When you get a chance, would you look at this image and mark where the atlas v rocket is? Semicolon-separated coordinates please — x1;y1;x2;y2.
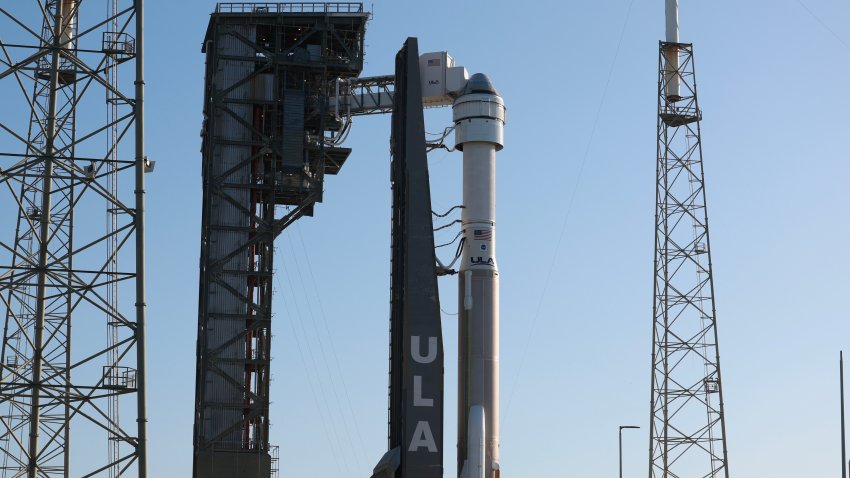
370;39;505;478
454;74;505;478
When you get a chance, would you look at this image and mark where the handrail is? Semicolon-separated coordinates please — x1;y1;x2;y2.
216;2;364;14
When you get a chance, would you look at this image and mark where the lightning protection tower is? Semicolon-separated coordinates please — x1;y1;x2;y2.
0;1;148;477
648;2;730;478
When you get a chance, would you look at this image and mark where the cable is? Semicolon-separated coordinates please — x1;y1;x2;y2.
435;230;463;249
294;227;372;468
285;232;365;472
502;0;637;427
326;116;353;146
793;0;850;51
454;236;465;263
432;205;464;218
440;307;458;316
427;143;455;153
433;219;461;232
426;125;457;152
275;262;347;476
426;125;455;139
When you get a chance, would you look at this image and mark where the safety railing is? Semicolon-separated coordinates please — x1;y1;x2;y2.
102;32;136;56
216;2;363;14
103;366;137;390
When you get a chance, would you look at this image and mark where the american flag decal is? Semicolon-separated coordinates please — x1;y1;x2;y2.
473;229;492;241
427;58;441;67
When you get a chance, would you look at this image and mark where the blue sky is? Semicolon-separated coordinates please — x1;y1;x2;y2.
6;0;848;476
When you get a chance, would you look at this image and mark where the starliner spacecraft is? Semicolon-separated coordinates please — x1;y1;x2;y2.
370;39;506;478
454;72;505;478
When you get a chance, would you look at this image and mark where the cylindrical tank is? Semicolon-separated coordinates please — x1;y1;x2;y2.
60;0;76;48
664;0;681;101
453;73;505;478
51;0;77;85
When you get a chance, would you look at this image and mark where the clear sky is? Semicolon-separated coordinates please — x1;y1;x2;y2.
7;0;850;476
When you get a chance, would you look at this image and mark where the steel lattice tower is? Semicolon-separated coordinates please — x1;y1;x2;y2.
648;41;730;478
193;4;367;476
0;1;148;477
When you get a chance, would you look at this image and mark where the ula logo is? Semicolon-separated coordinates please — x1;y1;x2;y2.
409;336;438;453
470;257;495;266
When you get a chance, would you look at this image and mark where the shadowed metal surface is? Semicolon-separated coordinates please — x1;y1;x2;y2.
194;4;367;476
380;37;444;478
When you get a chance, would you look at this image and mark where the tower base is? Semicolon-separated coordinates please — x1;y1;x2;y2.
194;451;271;478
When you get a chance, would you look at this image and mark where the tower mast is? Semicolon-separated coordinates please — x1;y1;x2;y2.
648;2;730;477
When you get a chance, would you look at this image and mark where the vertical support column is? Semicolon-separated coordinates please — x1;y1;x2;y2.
134;1;148;477
27;2;66;475
375;37;444;478
394;37;444;478
0;1;143;476
842;351;846;478
453;74;505;478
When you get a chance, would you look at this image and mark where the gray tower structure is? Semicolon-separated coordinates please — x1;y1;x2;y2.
0;1;148;477
193;4;368;476
648;41;730;478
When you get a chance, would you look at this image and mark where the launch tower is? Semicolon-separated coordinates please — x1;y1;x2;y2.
193;3;368;476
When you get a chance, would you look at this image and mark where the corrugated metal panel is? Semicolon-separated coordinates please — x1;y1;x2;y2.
280;88;304;170
251;73;275;102
203;23;255;447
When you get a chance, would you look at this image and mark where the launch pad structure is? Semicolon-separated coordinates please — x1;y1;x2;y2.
0;1;507;476
193;3;368;476
194;3;507;477
0;1;744;478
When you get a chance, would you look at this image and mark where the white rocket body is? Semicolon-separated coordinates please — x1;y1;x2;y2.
664;0;681;101
453;74;505;478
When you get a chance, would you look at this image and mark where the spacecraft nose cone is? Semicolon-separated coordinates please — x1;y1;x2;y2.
461;73;500;97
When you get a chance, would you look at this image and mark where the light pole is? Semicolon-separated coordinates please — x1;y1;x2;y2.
841;351;846;478
619;425;640;478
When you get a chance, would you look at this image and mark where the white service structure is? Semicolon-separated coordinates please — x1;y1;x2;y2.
419;51;470;107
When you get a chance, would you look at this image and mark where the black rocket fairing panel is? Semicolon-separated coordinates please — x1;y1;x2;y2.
384;37;444;478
